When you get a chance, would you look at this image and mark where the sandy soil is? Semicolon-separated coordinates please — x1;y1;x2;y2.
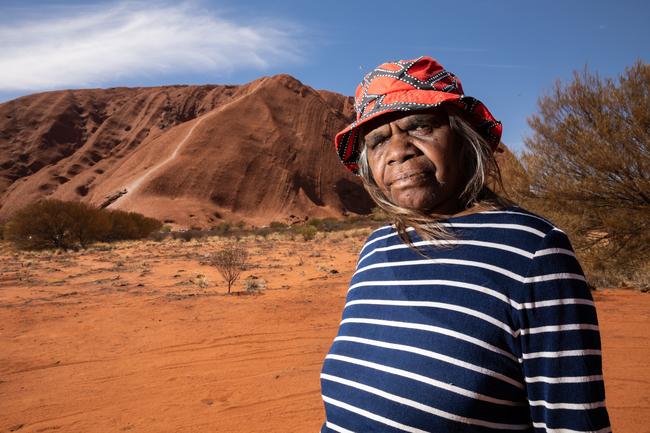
0;231;648;433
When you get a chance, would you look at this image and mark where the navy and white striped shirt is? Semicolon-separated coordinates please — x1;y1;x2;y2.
320;207;611;433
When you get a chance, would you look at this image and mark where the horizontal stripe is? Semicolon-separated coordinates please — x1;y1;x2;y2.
344;299;517;337
325;421;354;433
528;399;607;410
525;273;586;284
518;298;594;309
534;247;576;258
520;349;601;360
358;239;534;265
355;258;527;282
340;317;517;360
356;258;586;285
360;227;416;254
335;336;524;389
347;279;594;312
532;422;611;433
481;210;554;227
359;220;547;255
525;374;603;384
344;306;598;343
326;354;524;406
321;374;530;430
519;324;599;336
348;278;515;306
322;395;429;433
441;222;546;237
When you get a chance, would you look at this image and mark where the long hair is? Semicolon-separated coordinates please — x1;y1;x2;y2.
357;105;512;246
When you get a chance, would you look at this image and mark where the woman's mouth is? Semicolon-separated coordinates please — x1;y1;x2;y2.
388;170;432;187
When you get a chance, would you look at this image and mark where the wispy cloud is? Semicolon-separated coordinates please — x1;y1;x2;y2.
0;1;303;92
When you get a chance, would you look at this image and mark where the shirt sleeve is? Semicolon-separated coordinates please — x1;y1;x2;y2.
517;228;611;433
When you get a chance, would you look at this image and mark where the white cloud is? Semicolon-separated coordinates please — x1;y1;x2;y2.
0;1;303;92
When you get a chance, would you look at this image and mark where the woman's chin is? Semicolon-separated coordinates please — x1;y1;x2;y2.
390;189;460;215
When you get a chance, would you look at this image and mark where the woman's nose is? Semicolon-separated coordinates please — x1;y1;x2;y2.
386;124;417;165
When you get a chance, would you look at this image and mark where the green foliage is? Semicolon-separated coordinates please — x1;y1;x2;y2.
210;221;232;236
173;229;205;242
269;221;288;230
4;199;161;250
369;207;389;222
307;217;343;232
294;224;317;241
103;210;162;241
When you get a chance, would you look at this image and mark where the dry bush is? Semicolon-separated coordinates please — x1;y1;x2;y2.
243;275;266;293
210;244;249;293
521;60;650;287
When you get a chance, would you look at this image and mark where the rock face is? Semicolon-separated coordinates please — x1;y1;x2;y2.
0;75;374;227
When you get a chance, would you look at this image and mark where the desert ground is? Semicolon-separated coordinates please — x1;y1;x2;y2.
0;230;648;433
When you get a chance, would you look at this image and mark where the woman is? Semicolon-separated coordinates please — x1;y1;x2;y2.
319;57;611;433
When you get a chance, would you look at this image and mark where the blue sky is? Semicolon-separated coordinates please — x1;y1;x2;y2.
1;0;649;153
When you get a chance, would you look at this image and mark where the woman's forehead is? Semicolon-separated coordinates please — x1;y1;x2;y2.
360;108;447;136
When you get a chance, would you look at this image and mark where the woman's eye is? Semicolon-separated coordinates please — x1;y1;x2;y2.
367;137;387;149
410;123;433;134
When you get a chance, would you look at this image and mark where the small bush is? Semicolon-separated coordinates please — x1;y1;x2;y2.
294;225;317;241
173;229;205;242
310;217;343;232
243;275;266;293
210;244;249;293
253;226;274;239
369;207;389;222
149;231;169;242
269;221;288;230
211;221;232;236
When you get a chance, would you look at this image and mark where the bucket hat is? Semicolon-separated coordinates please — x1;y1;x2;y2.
335;56;502;174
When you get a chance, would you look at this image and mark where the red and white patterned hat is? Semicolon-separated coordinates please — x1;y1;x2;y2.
335;56;502;174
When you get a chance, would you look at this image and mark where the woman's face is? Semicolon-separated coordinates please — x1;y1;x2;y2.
362;109;466;214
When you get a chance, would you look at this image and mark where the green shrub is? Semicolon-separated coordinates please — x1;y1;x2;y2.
104;210;161;241
210;221;232;236
269;221;288;230
5;199;77;249
4;199;161;250
295;225;317;241
369;207;389;222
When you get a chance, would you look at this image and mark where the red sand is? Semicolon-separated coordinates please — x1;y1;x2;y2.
0;233;648;433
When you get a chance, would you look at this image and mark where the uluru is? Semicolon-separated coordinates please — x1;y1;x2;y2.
0;74;372;227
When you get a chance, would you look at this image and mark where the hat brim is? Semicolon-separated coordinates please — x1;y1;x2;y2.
335;92;502;174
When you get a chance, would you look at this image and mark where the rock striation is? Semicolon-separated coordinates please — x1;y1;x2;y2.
0;75;373;227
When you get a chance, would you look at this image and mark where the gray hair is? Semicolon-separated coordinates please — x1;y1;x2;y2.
357;105;511;245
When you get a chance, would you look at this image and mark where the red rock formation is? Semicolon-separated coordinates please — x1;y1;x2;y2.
0;76;373;227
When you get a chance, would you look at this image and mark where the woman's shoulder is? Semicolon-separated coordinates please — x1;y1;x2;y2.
357;205;566;254
447;205;560;235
